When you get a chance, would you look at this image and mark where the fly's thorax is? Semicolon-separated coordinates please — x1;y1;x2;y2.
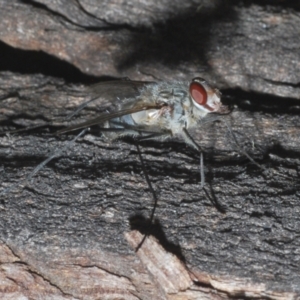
139;81;188;104
131;81;188;131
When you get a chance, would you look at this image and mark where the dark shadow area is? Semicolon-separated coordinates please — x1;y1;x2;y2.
117;2;237;71
116;0;300;72
0;41;99;84
266;143;300;162
222;88;300;114
238;0;300;11
129;215;186;263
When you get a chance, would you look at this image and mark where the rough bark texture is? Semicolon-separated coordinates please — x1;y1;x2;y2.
0;1;300;299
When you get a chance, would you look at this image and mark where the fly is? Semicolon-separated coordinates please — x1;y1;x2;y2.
1;77;229;195
58;78;228;153
55;77;229;187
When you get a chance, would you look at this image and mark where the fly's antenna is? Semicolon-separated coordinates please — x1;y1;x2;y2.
1;129;87;196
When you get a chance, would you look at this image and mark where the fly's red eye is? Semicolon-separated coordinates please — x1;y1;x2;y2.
189;81;207;106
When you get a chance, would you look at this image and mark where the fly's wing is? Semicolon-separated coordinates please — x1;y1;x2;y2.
0;79;155;135
62;80;150;121
56;79;163;134
56;104;163;134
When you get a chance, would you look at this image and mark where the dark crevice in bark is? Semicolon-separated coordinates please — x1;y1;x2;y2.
222;89;300;114
234;0;300;11
0;41;98;83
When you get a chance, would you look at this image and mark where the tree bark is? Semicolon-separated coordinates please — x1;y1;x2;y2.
0;1;299;299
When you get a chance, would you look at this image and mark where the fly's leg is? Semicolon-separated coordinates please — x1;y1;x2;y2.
102;120;172;142
139;132;172;142
181;128;205;188
138;126;206;188
102;128;162;141
134;143;159;252
223;121;290;181
223;121;263;170
28;129;87;180
0;129;87;196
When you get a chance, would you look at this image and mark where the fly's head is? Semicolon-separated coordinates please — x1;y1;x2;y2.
189;77;228;117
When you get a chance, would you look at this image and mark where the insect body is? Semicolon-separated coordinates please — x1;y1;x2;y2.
58;77;228;152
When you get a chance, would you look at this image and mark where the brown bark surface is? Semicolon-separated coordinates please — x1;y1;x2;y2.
0;1;300;299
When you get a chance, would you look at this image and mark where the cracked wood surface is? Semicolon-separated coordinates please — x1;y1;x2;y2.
0;1;300;299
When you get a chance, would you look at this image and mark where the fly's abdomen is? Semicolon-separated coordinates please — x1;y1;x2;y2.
108;114;136;129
